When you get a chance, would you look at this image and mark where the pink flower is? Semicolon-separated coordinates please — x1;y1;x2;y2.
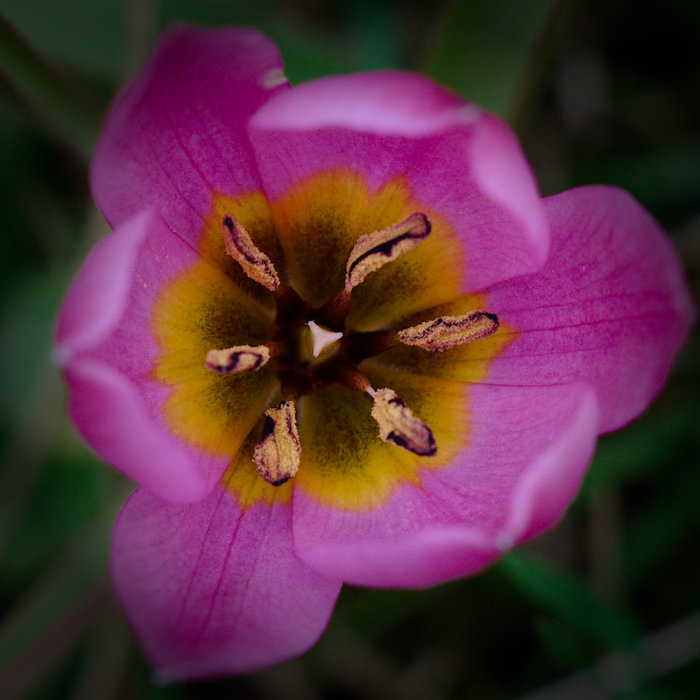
54;25;693;680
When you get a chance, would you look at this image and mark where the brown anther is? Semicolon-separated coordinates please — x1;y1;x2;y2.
370;388;437;456
398;312;499;352
345;212;431;289
222;215;280;291
253;401;301;486
205;344;271;374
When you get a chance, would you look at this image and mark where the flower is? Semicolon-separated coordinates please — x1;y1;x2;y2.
54;24;694;680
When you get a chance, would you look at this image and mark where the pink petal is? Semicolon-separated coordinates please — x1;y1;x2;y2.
293;382;598;589
112;486;341;680
91;24;288;242
55;210;269;502
54;209;153;360
248;71;549;292
483;186;695;433
63;359;225;502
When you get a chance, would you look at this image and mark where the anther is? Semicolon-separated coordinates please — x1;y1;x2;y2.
370;387;437;456
345;212;431;289
398;312;499;352
222;215;280;291
253;401;301;486
205;344;271;374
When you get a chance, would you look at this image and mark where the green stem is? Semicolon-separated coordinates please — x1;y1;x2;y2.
0;16;102;162
507;0;576;135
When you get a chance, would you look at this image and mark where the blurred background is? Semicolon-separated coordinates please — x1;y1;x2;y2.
0;0;698;697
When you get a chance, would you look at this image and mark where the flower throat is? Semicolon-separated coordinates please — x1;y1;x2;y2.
205;212;499;486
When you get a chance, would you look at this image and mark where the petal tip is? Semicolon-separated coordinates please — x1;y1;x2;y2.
260;67;289;90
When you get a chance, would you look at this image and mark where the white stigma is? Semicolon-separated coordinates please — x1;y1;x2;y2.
307;320;343;359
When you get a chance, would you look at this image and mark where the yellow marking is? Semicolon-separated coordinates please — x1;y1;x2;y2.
223;425;293;508
295;366;469;510
150;255;275;457
269;168;466;327
148;178;511;512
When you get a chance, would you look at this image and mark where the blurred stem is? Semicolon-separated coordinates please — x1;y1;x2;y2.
69;601;130;700
507;0;576;134
0;363;64;558
421;0;570;123
0;583;110;700
587;487;625;604
522;612;700;700
0;488;128;699
123;0;156;80
0;16;101;163
497;550;641;650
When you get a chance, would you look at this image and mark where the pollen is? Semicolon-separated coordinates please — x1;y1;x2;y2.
205;344;271;374
371;387;437;456
398;312;499;352
345;212;431;289
253;401;301;486
222;214;280;291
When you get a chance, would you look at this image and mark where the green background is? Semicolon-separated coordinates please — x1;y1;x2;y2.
0;0;698;697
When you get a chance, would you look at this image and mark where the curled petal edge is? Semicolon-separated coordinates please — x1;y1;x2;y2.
64;358;228;503
54;208;154;362
249;70;550;289
294;384;599;589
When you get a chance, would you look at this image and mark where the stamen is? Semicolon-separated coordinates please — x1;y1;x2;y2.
222;215;280;291
345;212;431;289
205;344;271;374
333;362;374;394
398;312;499;352
253;401;301;486
371;388;437;456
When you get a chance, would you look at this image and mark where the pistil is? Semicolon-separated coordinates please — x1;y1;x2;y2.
302;321;343;362
208;210;466;486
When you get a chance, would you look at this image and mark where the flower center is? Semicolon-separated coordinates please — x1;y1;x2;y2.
207;212;500;486
303;321;343;362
